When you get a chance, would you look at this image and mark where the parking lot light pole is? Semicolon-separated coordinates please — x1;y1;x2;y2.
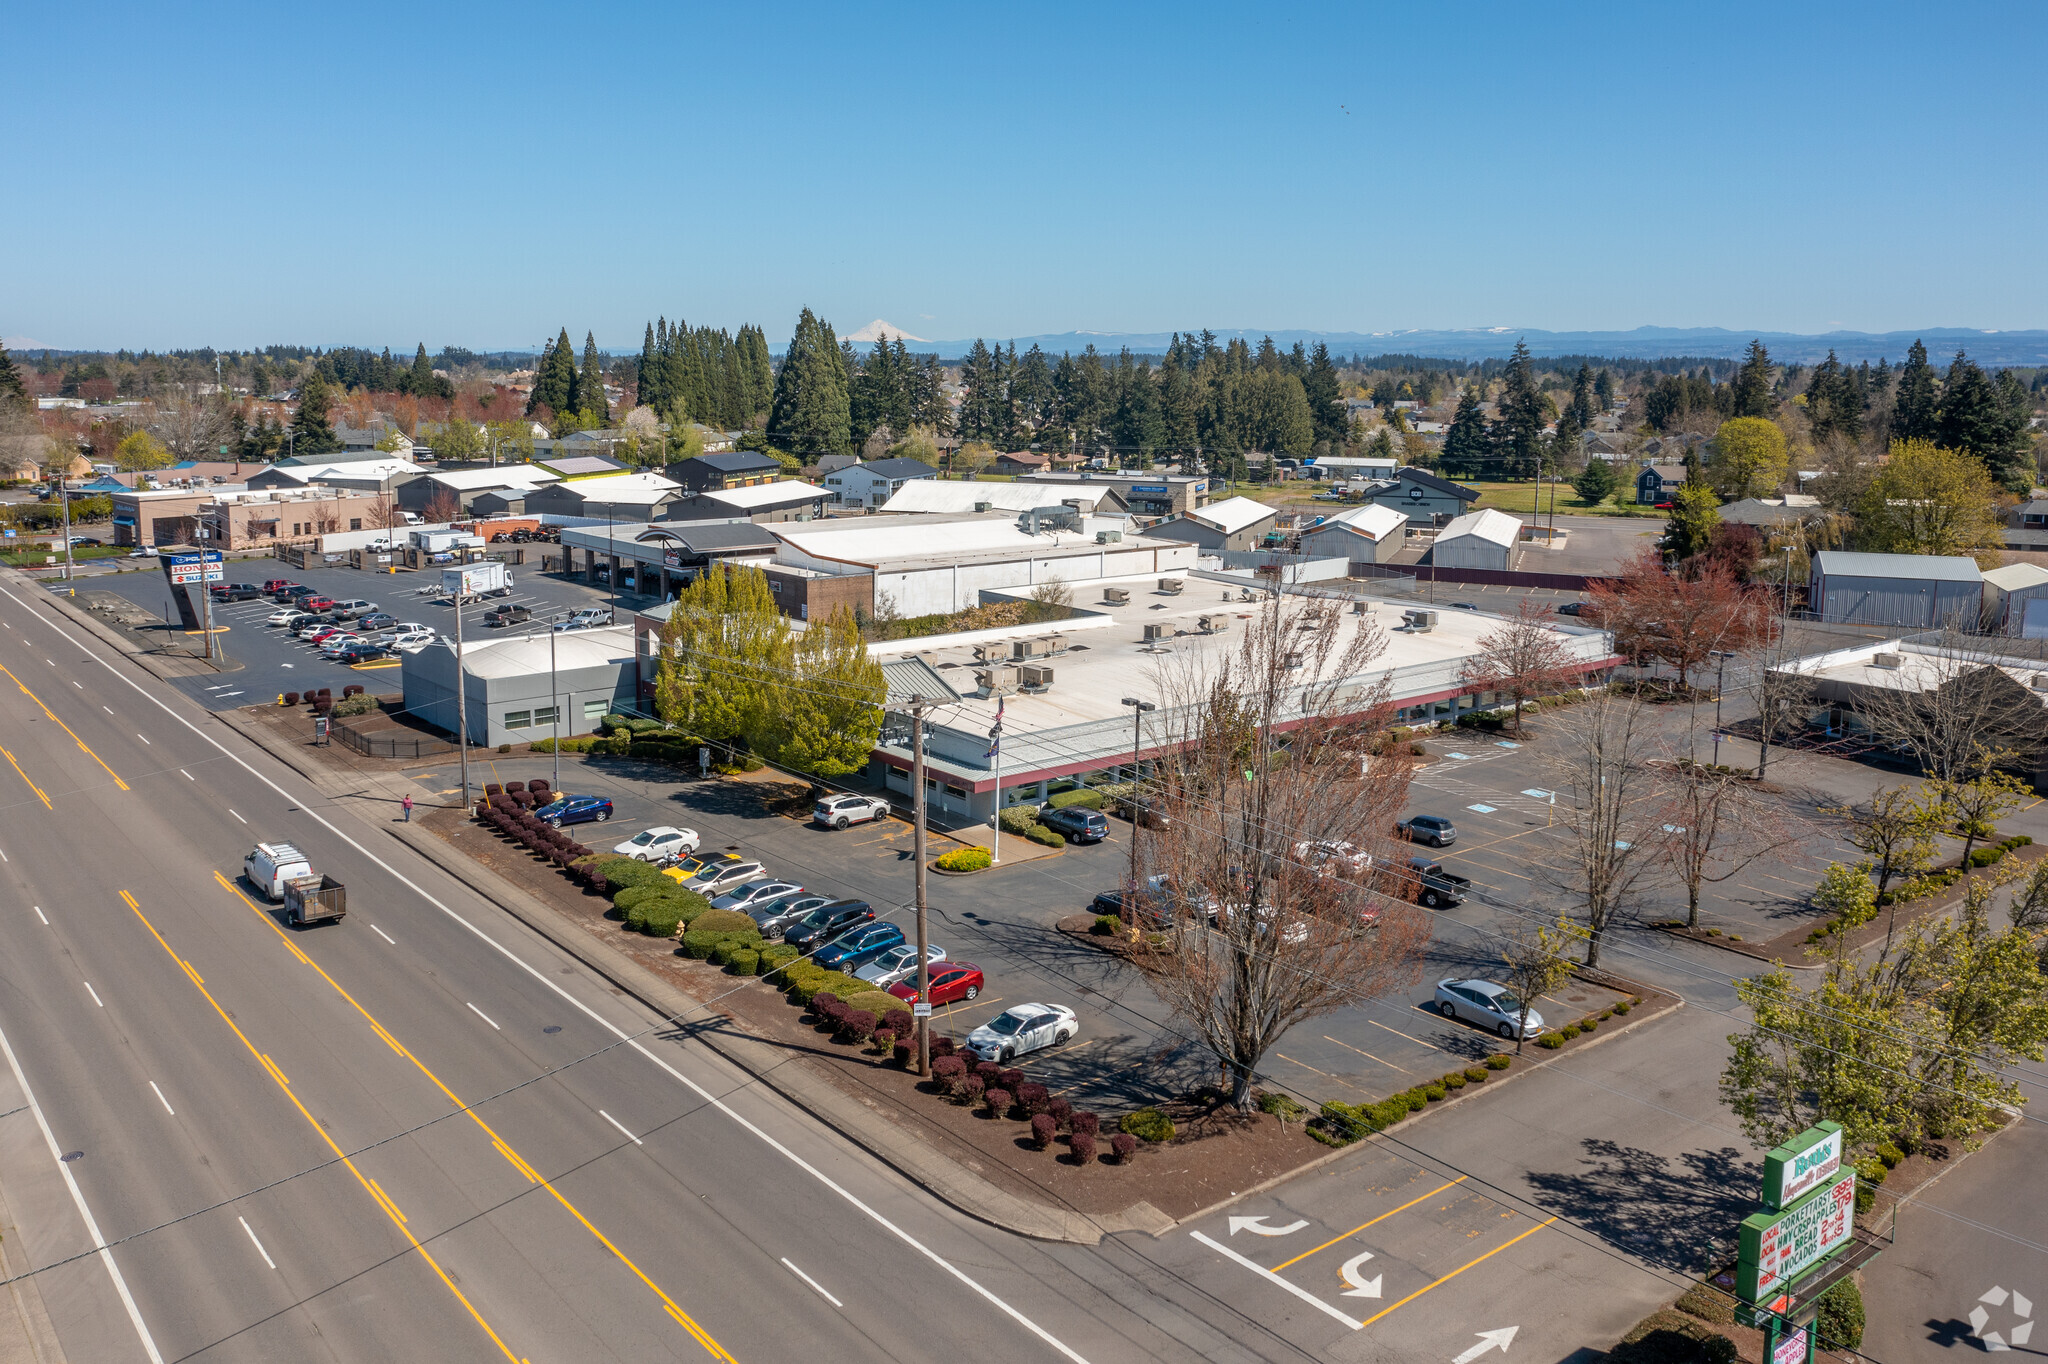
910;698;932;1077
1709;649;1733;765
454;576;470;812
548;612;562;793
1121;697;1155;893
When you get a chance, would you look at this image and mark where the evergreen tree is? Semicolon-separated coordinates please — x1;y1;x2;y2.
528;329;576;417
1441;387;1489;477
766;309;851;457
1805;350;1862;445
1567;363;1596;431
1488;340;1545;478
289;369;340;454
1303;342;1345;449
636;322;661;413
1729;339;1777;418
1890;339;1939;442
735;325;775;422
1937;352;2032;492
1572;452;1617;504
1158;351;1199;457
1109;355;1165;458
0;340;27;414
408;343;435;396
578;332;610;423
956;339;1005;441
1594;368;1615;412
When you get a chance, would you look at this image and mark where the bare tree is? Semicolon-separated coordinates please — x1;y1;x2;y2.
1540;693;1662;966
1743;616;1814;779
1653;722;1802;928
148;388;235;462
1459;599;1581;735
1496;916;1586;1052
423;489;461;525
1141;587;1433;1109
1853;630;2048;786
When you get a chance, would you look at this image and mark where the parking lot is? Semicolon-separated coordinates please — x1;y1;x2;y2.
78;559;644;711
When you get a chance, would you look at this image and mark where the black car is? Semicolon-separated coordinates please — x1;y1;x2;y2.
1555;601;1597;618
332;641;390;665
1448;602;1479;611
783;900;875;949
211;583;260;602
1041;806;1110;843
285;584;317;600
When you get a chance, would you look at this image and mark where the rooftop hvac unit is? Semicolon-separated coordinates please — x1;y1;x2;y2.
974;501;992;513
1103;587;1131;605
1018;664;1054;691
1283;650;1304;670
1096;530;1123;543
1198;613;1232;633
1143;623;1170;642
1871;652;1904;670
1158;578;1184;595
1043;633;1067;654
1012;637;1055;660
2034;674;2048;692
973;642;1008;664
1352;600;1370;614
976;665;1019;695
1402;609;1438;632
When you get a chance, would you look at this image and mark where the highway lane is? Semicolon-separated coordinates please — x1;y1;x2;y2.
0;578;1275;1362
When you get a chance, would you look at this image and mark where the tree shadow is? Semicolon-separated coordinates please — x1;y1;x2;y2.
1524;1138;1759;1273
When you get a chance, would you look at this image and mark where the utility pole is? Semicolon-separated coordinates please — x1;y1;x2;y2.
454;574;470;811
56;480;74;582
910;699;932;1077
548;611;562;793
1121;697;1155;892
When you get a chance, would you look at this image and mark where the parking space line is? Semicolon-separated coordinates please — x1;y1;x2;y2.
1270;1176;1468;1272
1320;1035;1409;1074
1190;1231;1366;1331
1369;1019;1439;1050
1357;1216;1558;1327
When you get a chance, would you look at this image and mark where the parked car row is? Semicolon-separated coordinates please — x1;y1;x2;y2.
266;607;434;659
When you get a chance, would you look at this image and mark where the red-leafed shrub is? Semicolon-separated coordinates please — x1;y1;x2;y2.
1110;1133;1138;1163
984;1087;1013;1119
341;684;364;698
283;691;299;706
316;688;332;699
528;779;550;795
893;1039;915;1068
973;1060;1002;1087
1069;1132;1097;1164
838;1009;876;1044
505;779;525;794
883;1009;913;1038
1047;1097;1073;1129
872;1027;895;1054
1030;1114;1056;1149
1070;1111;1101;1139
999;1068;1025;1095
930;1036;956;1059
931;1055;966;1092
958;1075;985;1106
813;992;842;1016
1017;1082;1049;1116
485;783;503;798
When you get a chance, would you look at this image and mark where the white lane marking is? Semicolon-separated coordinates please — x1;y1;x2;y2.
599;1109;643;1146
1189;1230;1366;1330
370;924;396;945
180;770;193;781
149;1083;175;1116
44;659;51;666
229;809;245;823
71;681;80;689
238;1217;276;1270
466;1002;500;1031
781;1257;843;1308
0;847;6;862
102;705;112;714
83;982;104;1008
5;580;1095;1364
33;907;47;925
0;1020;167;1362
136;734;150;744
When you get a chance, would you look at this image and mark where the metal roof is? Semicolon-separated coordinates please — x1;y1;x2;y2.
1811;551;1982;582
1182;495;1277;536
1437;507;1522;547
880;655;962;705
698;479;829;509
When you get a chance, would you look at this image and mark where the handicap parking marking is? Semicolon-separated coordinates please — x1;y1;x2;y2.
1466;804;1496;814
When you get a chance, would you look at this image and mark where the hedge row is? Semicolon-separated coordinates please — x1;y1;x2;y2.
474;795;604;892
1308;1055;1512;1146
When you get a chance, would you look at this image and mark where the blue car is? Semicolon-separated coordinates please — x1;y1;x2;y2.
812;921;906;972
537;794;613;827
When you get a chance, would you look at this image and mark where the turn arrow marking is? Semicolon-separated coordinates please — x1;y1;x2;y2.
1229;1215;1309;1237
1339;1249;1381;1298
1452;1327;1519;1363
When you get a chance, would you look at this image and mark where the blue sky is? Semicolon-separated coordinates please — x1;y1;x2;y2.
4;1;2044;351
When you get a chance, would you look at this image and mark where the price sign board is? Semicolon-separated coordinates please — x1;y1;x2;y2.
1762;1121;1844;1210
1738;1168;1857;1304
1771;1325;1809;1364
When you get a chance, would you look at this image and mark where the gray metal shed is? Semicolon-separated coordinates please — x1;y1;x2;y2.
1430;508;1521;571
1808;551;1982;628
1981;563;2048;636
401;626;639;747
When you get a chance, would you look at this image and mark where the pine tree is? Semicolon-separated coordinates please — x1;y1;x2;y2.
289;369;340;454
528;329;576;417
766;309;851;457
1729;340;1777;418
1303;342;1345;450
1572;452;1617;504
1937;352;2032;492
578;332;610;423
1567;363;1596;430
735;325;774;422
1890;339;1939;442
0;340;27;413
1442;387;1488;477
1488;340;1545;479
409;343;435;396
636;323;661;413
1594;368;1615;412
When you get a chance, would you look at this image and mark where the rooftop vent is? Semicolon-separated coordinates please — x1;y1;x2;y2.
1096;529;1122;543
1402;609;1438;632
2034;674;2048;692
1142;623;1171;642
1158;578;1184;595
974;501;992;513
1018;664;1054;692
1871;652;1903;670
1103;587;1131;605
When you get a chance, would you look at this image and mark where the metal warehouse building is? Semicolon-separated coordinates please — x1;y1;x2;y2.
1430;508;1521;571
1807;551;1983;628
401;626;638;747
1981;563;2048;637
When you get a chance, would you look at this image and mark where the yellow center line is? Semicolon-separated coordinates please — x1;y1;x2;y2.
0;741;49;809
1369;1018;1440;1050
117;890;523;1362
1358;1215;1559;1327
211;872;734;1362
0;662;128;790
1270;1177;1467;1272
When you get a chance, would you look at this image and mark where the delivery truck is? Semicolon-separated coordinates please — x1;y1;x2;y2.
442;561;513;600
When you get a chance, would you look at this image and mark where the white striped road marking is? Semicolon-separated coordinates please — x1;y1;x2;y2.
180;770;193;781
33;907;46;925
83;982;103;1007
599;1110;643;1146
103;706;112;713
781;1258;842;1308
371;924;396;945
1189;1231;1365;1330
136;734;150;744
238;1217;276;1269
149;1082;174;1116
229;809;245;823
467;1002;500;1030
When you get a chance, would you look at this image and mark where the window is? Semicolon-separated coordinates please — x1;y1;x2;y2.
504;710;532;729
532;706;558;726
583;699;608;720
349;518;362;531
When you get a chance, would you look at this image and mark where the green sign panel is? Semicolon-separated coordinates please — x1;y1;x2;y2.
1738;1168;1857;1304
1761;1120;1843;1211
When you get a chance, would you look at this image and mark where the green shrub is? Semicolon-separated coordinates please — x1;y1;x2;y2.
681;929;722;959
1613;1000;1631;1015
1046;789;1106;811
622;902;650;933
641;905;684;938
1442;1072;1467;1090
1537;1032;1565;1049
1423;1083;1447;1101
1856;1157;1887;1186
726;949;759;975
1674;1281;1738;1327
612;884;674;914
330;692;377;717
1120;1108;1176;1143
935;846;993;872
1875;1141;1904;1168
845;990;900;1019
691;909;759;937
1091;915;1122;936
600;712;634;734
1022;823;1065;847
671;891;714;925
1559;1024;1581;1040
1257;1091;1308;1121
1854;1182;1876;1214
1578;1016;1599;1032
998;804;1045;834
707;933;763;966
1317;1101;1370;1143
1369;1100;1409;1128
1484;1054;1511;1070
600;858;663;895
530;736;598;753
1403;1089;1431;1112
787;969;864;1004
1815;1279;1864;1350
1465;1066;1489;1083
759;944;802;976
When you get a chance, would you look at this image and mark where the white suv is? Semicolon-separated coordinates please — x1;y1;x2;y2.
814;793;892;829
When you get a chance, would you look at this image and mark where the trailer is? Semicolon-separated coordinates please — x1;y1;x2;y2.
442;561;513;601
283;873;347;926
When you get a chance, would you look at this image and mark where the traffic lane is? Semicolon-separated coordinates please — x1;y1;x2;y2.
1862;1115;2048;1359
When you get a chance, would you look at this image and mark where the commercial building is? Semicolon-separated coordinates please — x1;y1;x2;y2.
1363;467;1481;524
396;465;561;517
1807;551;1983;628
110;487;237;547
880;479;1123;516
522;472;684;521
245;458;423;494
667;479;832;523
198;488;389;550
1015;471;1211;519
1142;495;1280;553
1296;503;1409;565
1431;508;1522;571
821;458;939;509
665;451;784;493
1982;563;2048;636
400;625;638;748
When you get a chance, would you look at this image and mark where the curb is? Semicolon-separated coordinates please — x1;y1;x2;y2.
1654;926;1824;972
1170;989;1686;1230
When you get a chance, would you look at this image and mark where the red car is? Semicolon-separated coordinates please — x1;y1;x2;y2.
303;596;335;612
888;961;984;1005
263;578;291;593
304;624;344;643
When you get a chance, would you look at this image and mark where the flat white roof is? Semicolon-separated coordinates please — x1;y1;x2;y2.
880;480;1116;515
1184;495;1277;536
1438;507;1521;547
771;512;1132;569
558;471;680;503
1982;563;2048;591
449;624;636;678
429;465;562;491
702;478;827;509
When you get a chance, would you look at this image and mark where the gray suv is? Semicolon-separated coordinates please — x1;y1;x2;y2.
1396;814;1456;848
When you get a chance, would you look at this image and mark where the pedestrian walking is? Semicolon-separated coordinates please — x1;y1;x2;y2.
402;792;413;822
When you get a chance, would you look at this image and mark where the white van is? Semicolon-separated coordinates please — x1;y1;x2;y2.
244;842;313;900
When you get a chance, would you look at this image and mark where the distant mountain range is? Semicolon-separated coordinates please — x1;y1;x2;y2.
903;326;2048;366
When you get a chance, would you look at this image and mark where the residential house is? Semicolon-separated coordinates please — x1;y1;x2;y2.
1718;494;1821;528
2005;492;2048;550
1635;464;1688;505
822;458;938;509
993;451;1050;474
665;451;784;493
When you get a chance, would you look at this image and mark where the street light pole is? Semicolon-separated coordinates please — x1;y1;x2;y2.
548;611;562;793
910;698;932;1077
454;577;470;812
1120;696;1156;893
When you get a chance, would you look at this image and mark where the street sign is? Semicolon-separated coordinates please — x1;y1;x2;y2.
1738;1168;1857;1304
912;1002;932;1018
1762;1122;1844;1210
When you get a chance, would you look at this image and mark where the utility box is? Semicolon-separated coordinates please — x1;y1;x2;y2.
1198;614;1231;633
1143;623;1170;642
975;666;1019;695
1103;587;1130;605
1018;664;1054;691
1158;578;1184;594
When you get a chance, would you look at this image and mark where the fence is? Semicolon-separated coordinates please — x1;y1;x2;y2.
1348;562;1613;593
332;716;456;760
